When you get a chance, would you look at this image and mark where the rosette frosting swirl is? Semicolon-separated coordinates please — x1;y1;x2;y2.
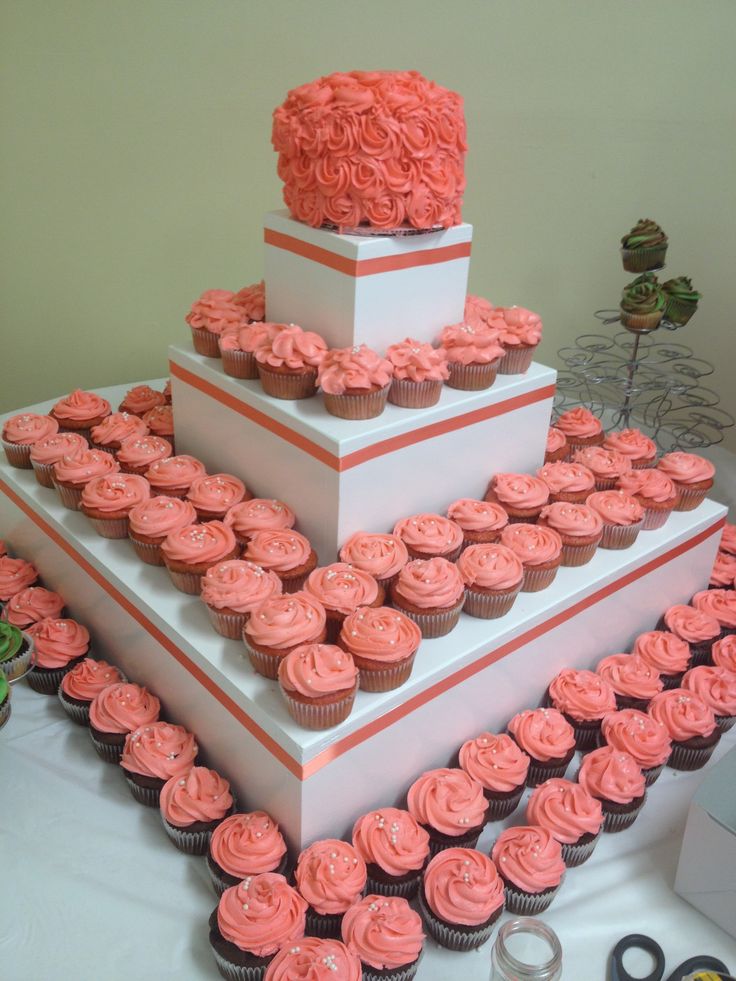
489;306;542;347
2;412;59;445
693;589;736;629
657;451;715;485
88;682;160;734
596;654;663;701
116;435;172;470
446;498;508;533
278;643;357;696
60;658;125;701
160;766;233;827
305;563;379;614
572;447;632;480
210;811;288;878
464;294;495;328
201;560;282;613
245;592;326;649
683;666;736;718
546;427;567;455
185;289;246;335
187;474;247;513
0;557;39;601
500;523;562;566
142;405;174;437
128;496;197;539
394;557;465;609
216;874;306;957
52;389;111;422
407;768;487;835
586;491;644;526
526;779;603;843
507;708;576;762
664;604;721;644
317;344;393;394
81;474;151;514
457;544;523;590
423;847;504;925
555;407;602;439
603;428;656;462
439;323;504;365
539;502;603;539
91;412;148;448
3;587;64;628
342;895;424;970
649;688;717;741
145;454;206;491
578;746;646;804
459;732;530;792
119;384;166;415
27;617;90;668
489;473;549;509
710;551;736;588
255;323;327;369
121;722;198;780
233;280;265;321
244;529;313;573
537;462;595;495
224;499;296;539
160;521;237;565
264;938;361;981
601;709;672;769
386;338;449;382
632;631;691;675
53;448;120;485
621;218;667;249
617;468;676;504
339;607;421;663
713;635;736;672
339;532;408;580
548;668;616;721
29;432;88;465
720;523;736;556
352;807;430;876
393;513;463;555
491;826;565;893
295;838;367;915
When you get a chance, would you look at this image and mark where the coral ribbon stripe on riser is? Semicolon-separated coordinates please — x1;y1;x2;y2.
0;476;722;782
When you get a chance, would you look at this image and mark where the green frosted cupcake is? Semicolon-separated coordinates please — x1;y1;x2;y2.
620;280;665;332
662;276;701;325
621;219;668;272
0;622;32;681
629;272;659;287
0;673;10;729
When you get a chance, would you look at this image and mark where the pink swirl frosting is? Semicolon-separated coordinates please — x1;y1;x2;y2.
52;389;111;422
386;338;449;382
457;544;523;590
683;666;736;717
603;428;656;462
29;432;88;465
264;939;361;981
53;448;120;485
713;635;736;672
255;324;327;369
710;551;736;588
0;558;38;601
586;491;644;526
657;451;715;484
578;746;646;804
546;427;567;455
617;468;676;504
393;513;463;556
3;587;64;628
317;344;393;394
596;654;663;701
459;732;530;792
693;589;736;629
210;812;288;877
601;709;672;769
439;323;504;365
648;688;717;741
500;524;563;566
572;447;632;480
339;607;421;663
91;412;148;448
489;306;542;347
225;499;296;539
185;289;246;335
664;604;721;644
394;557;465;609
555;407;603;439
217;875;306;957
244;530;313;573
119;384;166;415
159;766;233;826
491;826;565;893
81;474;150;514
26;617;89;668
305;563;379;615
352;807;429;876
145;454;206;493
128;496;197;539
121;722;197;780
233;280;265;321
539;502;603;538
339;532;408;581
423;848;504;925
295;839;367;915
407;768;487;835
279;643;357;696
446;498;508;534
245;592;326;649
142;405;174;437
160;521;237;565
342;895;424;970
537;462;595;495
60;658;125;701
2;413;59;445
507;708;576;762
238;321;287;355
88;682;160;734
489;473;550;509
720;523;736;556
116;435;172;470
201;560;282;613
464;294;495;328
187;474;247;514
526;779;603;843
548;668;616;721
632;631;691;675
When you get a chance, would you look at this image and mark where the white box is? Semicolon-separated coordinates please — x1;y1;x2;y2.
169;345;556;562
263;209;472;350
675;745;736;939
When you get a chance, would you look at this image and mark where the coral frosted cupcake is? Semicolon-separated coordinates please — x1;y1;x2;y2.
207;811;289;897
243;591;327;680
224;498;296;547
278;643;358;730
201;560;282;639
577;746;647;832
264;939;361;981
90;412;148;454
555;407;604;450
0;557;38;602
720;523;736;556
603;428;657;469
393;513;464;562
80;473;151;539
52;447;120;510
338;606;422;692
142;405;175;450
233;280;265;321
352;808;430;899
57;657;126;725
145;454;206;498
26;617;90;694
633;630;691;688
491;306;542;375
88;681;160;763
256;323;328;400
500;523;563;592
187;473;249;522
692;588;736;635
538;502;603;567
339;532;409;590
29;431;88;488
464;294;495;328
186;288;246;357
545;426;569;464
526;778;603;867
683;666;736;732
596;653;663;712
407;768;488;855
439;322;504;391
662;604;721;666
386;338;449;408
160;765;235;854
390;557;465;638
713;634;736;672
295;838;367;938
585;490;644;550
121;721;198;807
536;462;595;505
2;412;59;468
657;451;715;511
305;564;383;642
318;344;393;419
457;543;523;619
617;468;677;531
116;434;172;476
342;894;424;981
620;218;668;272
2;587;64;629
648;688;720;770
50;389;111;439
118;384;166;416
128;495;197;566
458;732;530;819
219;320;283;380
572;447;632;491
485;472;549;523
491;825;565;915
244;530;317;593
446;498;508;548
710;551;736;589
547;668;617;749
161;521;240;594
601;709;672;786
507;708;576;786
0;621;33;681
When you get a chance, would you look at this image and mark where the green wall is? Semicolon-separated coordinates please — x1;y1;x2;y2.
3;1;735;448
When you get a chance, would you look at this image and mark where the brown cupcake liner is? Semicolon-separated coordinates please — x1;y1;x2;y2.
503;881;561;916
89;442;118;456
620;309;664;332
689;641;714;667
27;657;82;695
281;687;356;730
323;384;390;420
463;585;520;619
498;345;535;376
2;439;33;469
191;326;222;358
601;796;646;832
89;732;126;764
599;521;642;550
643;763;666;787
641;506;672;531
280;571;310;594
445;360;499;391
716;715;735;733
592;477;620;492
668;739;720;771
392;599;464;639
257;365;318;400
220;348;259;380
659;672;684;691
55;424;94;442
674;484;709;511
167;567;205;595
560;831;601;867
521;563;560;593
664;297;697;326
484;785;525;822
621;245;667;273
361;959;421;981
129;535;165;566
365;869;423;900
31;459;57;488
388;377;443;408
162;818;215;856
526;757;571;787
405;543;463;563
211;947;268;981
87;515;130;540
357;654;416;693
560;539;600;567
125;776;163;808
305;908;345;939
426;826;483;858
206;606;249;640
418;889;500;951
53;480;85;511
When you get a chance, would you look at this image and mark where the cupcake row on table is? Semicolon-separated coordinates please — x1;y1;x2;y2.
5;539;735;981
186;283;543;418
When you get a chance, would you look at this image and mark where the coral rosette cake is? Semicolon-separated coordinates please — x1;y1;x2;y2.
185;289;247;358
656;451;715;511
80;473;151;539
648;688;720;770
446;498;508;547
536;461;595;505
632;630;691;688
595;653;663;712
116;435;172;476
186;473;249;522
682;665;736;732
145;454;206;498
555;407;603;449
264;938;361;981
50;389;111;437
547;668;616;748
0;556;39;602
118;384;166;416
538;502;603;567
602;428;657;469
485;472;549;523
662;603;721;665
3;587;64;629
616;467;677;530
52;448;120;511
161;520;240;594
545;426;568;464
490;305;543;375
305;563;382;641
439;322;504;391
499;523;563;592
255;323;327;400
585;490;644;550
90;412;148;454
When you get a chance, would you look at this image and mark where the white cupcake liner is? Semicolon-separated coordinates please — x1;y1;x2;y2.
129;535;166;566
211;946;268;981
57;691;92;726
220;348;259;380
418;890;498;951
357;655;416;693
599;521;642;549
323;384;390;420
601;795;646;832
560;832;600;867
497;345;535;375
89;731;126;764
641;506;672;531
206;606;248;641
388;377;443;408
674;484;709;512
1;637;34;682
281;688;356;729
446;360;499;391
191;326;222;358
245;643;283;681
521;564;559;593
166;567;205;595
53;480;85;511
124;776;163;808
560;540;600;567
0;697;11;730
391;599;464;639
668;739;720;770
162;817;216;856
2;438;33;469
504;881;561;916
463;585;521;620
305;908;345;939
716;714;735;733
31;459;57;488
258;366;318;400
87;515;130;540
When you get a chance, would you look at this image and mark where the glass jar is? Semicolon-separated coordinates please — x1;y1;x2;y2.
490;917;563;981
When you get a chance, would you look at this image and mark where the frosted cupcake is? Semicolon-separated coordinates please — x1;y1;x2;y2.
88;681;160;763
485;473;549;523
710;551;736;589
407;768;488;855
457;543;523;619
207;811;289;896
90;412;148;454
500;523;563;592
342;894;424;981
161;521;240;594
0;621;34;681
243;591;327;680
603;428;657;469
507;707;576;786
547;668;617;749
121;721;198;806
662;604;721;666
50;389;111;439
244;530;317;593
577;746;646;832
585;490;644;549
555;407;604;450
657;451;715;511
649;688;720;770
145;454;206;498
187;473;249;522
26;617;90;694
2;412;59;468
185;288;246;357
713;634;736;672
538;502;603;567
491;825;565;915
526;778;603;867
305;563;383;642
219;320;284;380
458;732;530;819
0;557;38;602
256;323;328;400
352;807;430;898
596;653;663;711
393;513;464;562
601;709;672;786
80;473;151;539
264;939;361;981
233;280;265;321
116;435;172;476
339;532;409;590
720;523;736;556
0;674;10;730
439;322;505;390
318;344;394;419
142;405;175;449
295;838;367;938
465;294;495;328
633;630;691;688
683;666;736;732
278;643;358;730
201;560;282;639
118;384;166;416
386;338;449;408
225;498;296;547
616;468;677;531
572;447;632;491
536;462;595;505
545;426;569;464
692;588;736;636
446;498;508;548
338;606;422;692
128;495;197;566
52;448;120;511
491;306;542;375
390;557;465;638
58;657;126;725
29;432;88;488
160;765;235;854
2;587;64;629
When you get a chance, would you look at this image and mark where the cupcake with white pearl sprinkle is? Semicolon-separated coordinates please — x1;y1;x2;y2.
341;894;425;981
295;838;367;939
352;807;430;898
407;768;488;856
207;812;289;897
160;765;235;855
264;938;361;981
